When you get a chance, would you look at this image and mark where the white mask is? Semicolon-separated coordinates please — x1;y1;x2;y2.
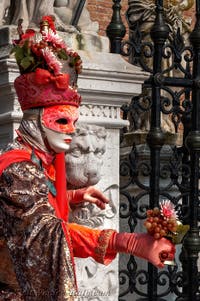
43;127;73;153
41;105;79;153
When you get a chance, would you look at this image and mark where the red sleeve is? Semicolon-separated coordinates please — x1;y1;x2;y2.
68;223;117;265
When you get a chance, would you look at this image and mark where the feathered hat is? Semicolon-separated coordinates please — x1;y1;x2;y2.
12;16;82;111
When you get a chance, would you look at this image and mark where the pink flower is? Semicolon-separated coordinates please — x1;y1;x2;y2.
41;48;62;75
42;30;66;49
160;200;178;220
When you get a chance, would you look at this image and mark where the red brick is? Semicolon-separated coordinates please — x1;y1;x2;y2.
87;0;128;36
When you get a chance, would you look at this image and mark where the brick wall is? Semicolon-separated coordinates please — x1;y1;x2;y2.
87;0;128;37
87;1;196;38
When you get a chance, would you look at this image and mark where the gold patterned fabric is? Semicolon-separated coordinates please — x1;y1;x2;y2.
0;160;76;300
0;141;117;301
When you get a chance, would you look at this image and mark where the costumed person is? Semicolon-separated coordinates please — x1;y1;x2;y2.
0;16;175;301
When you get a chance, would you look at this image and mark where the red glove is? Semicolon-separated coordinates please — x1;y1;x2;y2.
109;232;175;268
67;186;109;210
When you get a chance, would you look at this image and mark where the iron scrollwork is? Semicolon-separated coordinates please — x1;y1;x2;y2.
115;0;200;300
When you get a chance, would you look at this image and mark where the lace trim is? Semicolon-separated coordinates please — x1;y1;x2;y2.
94;229;115;264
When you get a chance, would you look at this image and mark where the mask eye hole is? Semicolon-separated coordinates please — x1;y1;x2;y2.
56;118;68;125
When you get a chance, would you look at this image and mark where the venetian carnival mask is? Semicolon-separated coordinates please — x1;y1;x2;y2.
12;16;82;154
41;104;79;153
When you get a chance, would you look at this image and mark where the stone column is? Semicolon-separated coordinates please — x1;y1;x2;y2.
74;50;148;300
0;26;148;300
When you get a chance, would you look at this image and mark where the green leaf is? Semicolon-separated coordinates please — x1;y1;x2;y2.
58;49;68;60
30;59;45;72
20;56;34;70
14;46;24;63
21;40;31;56
10;46;17;54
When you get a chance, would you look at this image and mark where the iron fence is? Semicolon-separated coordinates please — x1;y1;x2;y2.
107;1;200;300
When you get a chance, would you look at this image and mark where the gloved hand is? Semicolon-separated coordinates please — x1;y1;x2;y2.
67;186;109;210
109;232;175;268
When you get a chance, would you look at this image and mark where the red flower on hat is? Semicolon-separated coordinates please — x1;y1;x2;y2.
11;15;82;76
12;15;82;111
41;15;56;33
21;29;36;41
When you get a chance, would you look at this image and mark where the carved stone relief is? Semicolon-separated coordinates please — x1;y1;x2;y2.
0;0;11;25
66;123;117;227
0;0;98;33
66;123;107;189
75;259;117;301
80;104;119;119
65;123;118;300
69;185;117;228
127;0;194;38
126;0;194;135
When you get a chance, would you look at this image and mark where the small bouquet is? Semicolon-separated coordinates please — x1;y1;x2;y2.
11;16;82;76
144;200;189;264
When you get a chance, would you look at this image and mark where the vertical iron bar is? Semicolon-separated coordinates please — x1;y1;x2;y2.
106;0;126;53
184;1;200;300
70;0;86;27
146;2;170;300
179;89;191;299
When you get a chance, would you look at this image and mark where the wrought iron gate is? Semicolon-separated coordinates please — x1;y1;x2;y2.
107;1;200;300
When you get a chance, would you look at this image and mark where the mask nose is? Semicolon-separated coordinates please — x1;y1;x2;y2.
66;122;76;134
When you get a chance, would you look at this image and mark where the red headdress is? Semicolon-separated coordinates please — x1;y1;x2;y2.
12;16;82;111
11;16;83;222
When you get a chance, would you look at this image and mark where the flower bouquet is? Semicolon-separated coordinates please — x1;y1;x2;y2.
11;16;82;77
144;200;190;265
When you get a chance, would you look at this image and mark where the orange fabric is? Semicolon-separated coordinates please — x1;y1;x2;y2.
68;223;117;265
